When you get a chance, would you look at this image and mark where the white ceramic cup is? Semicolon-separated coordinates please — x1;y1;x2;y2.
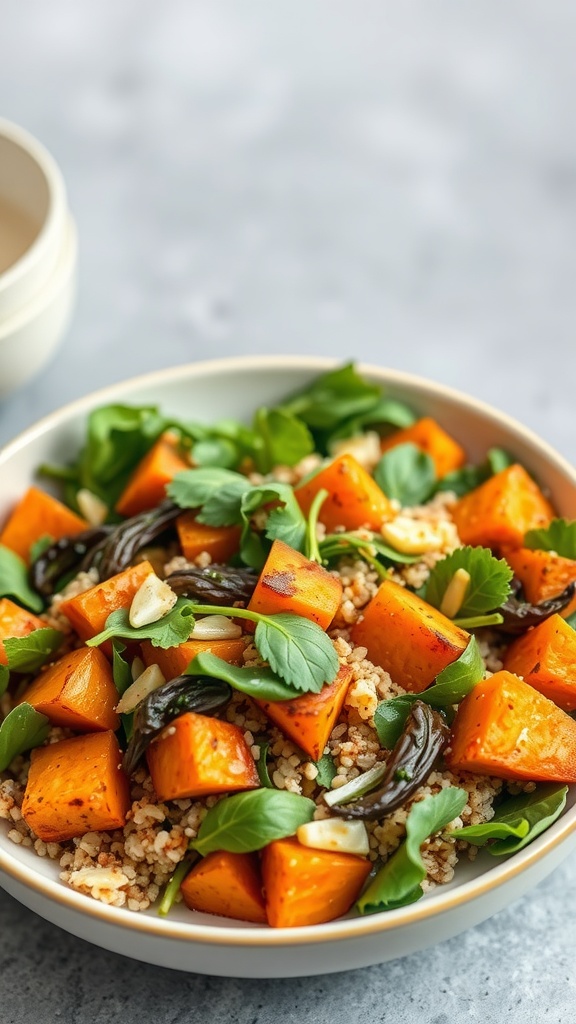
0;118;77;397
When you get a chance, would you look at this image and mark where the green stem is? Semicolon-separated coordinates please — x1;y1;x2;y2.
305;488;329;563
190;603;291;638
453;612;504;629
157;853;197;917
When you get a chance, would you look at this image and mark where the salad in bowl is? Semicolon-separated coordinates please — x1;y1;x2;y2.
1;357;575;975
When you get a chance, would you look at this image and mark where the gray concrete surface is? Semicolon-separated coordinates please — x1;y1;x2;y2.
0;2;575;1021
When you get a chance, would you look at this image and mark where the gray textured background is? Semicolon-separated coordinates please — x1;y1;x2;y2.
1;2;575;1021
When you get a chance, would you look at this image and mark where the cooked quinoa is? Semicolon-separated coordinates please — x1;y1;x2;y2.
0;491;505;914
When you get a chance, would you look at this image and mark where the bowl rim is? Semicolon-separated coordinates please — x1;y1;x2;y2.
1;353;575;948
0;117;68;304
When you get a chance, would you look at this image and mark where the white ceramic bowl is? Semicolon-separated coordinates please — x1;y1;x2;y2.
1;356;575;978
0;119;77;397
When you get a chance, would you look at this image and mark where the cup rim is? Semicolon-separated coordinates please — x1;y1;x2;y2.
0;118;68;306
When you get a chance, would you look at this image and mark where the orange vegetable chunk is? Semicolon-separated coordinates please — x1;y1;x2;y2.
351;579;469;693
146;711;259;801
262;837;371;928
445;670;576;782
503;614;576;711
176;513;241;563
181;851;267;924
247;538;342;630
0;486;88;563
295;453;393;532
115;434;189;517
504;546;576;619
59;559;155;643
254;665;353;760
0;597;46;666
140;636;248;678
379;417;466;478
451;465;554;551
21;730;130;843
22;646;120;731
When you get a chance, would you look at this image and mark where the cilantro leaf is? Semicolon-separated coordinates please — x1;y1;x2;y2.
0;703;50;772
252;408;314;473
191;789;316;856
357;787;468;913
447;784;567;855
425;546;513;618
167;468;251;526
241;484;307;552
0;545;44;612
524;519;576;560
86;598;195;650
2;628;63;673
374;444;436;507
255;613;339;693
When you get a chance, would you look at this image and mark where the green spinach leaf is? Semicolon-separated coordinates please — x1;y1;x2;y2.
252;407;314;473
254;612;339;693
2;628;63;673
327;397;416;446
313;754;337;788
374;444;436;507
0;703;50;772
280;363;382;432
357;787;467;913
447;784;567;855
373;637;484;747
191;789;316;856
0;545;44;612
187;652;299;701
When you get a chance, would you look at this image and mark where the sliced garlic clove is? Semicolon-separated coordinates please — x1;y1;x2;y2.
76;488;108;526
381;516;445;555
330;431;382;471
190;614;243;641
439;568;471;618
129;573;178;628
296;819;370;857
115;663;166;714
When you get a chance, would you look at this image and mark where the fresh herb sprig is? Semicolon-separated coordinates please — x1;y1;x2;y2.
0;703;50;772
0;545;44;612
374;443;437;508
524;519;576;560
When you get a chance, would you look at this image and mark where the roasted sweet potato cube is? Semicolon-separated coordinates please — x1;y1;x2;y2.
504;546;576;619
351;579;469;692
247;539;342;630
0;598;46;666
22;646;120;731
59;559;155;643
379;417;466;478
295;453;393;532
115;434;189;517
140;636;248;678
503;614;576;711
0;486;87;563
181;851;267;923
21;731;130;842
176;514;241;563
146;711;259;801
262;837;371;928
254;665;353;760
445;670;576;782
452;465;554;551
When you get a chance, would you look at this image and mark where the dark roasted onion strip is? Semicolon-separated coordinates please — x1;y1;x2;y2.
165;565;257;605
92;500;181;580
497;580;576;635
30;526;112;598
332;701;449;821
